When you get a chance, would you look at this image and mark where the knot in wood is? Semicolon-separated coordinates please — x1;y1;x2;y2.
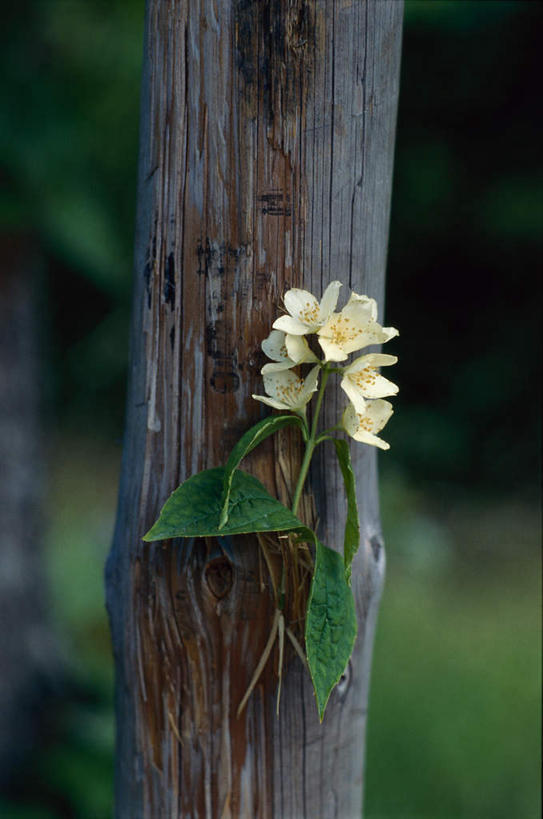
204;556;234;599
370;535;383;562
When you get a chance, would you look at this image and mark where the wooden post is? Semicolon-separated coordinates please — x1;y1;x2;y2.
106;1;403;816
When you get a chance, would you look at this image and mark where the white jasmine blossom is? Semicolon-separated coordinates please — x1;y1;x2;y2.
284;334;319;365
260;329;295;373
260;330;319;374
318;292;399;362
255;284;398;444
253;366;320;413
261;328;291;363
273;281;342;335
342;399;394;450
340;353;398;413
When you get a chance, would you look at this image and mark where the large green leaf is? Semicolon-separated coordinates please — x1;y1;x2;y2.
219;414;306;529
143;467;306;541
305;539;358;721
331;438;360;583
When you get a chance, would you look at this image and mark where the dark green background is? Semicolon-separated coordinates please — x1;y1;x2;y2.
1;1;541;817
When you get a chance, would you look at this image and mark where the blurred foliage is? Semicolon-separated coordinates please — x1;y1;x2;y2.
1;446;540;819
1;0;144;432
1;0;541;491
385;0;542;491
1;0;541;817
2;440;118;819
366;538;541;819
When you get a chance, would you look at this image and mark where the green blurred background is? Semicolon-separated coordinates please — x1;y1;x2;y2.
1;1;540;817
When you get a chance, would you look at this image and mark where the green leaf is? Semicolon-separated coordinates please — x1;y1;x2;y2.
143;467;307;541
305;539;358;721
331;438;360;583
219;414;306;529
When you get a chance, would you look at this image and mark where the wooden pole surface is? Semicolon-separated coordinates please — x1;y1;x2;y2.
106;1;403;816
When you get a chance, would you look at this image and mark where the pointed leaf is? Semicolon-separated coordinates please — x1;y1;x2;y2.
305;539;357;720
219;414;306;528
143;467;307;541
331;438;360;583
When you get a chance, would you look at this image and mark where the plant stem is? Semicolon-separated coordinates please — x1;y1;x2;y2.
318;423;342;438
277;367;331;610
291;368;330;516
291;440;315;518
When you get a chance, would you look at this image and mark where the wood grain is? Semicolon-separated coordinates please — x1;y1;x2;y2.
106;1;403;816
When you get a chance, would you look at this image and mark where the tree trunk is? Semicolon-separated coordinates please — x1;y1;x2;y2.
106;1;403;816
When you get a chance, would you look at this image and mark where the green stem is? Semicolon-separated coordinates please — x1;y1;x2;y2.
278;367;331;609
318;423;342;438
291;440;315;518
291;368;330;516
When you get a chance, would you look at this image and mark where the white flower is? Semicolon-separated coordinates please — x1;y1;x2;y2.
272;281;342;335
285;334;319;365
318;292;399;362
340;353;398;413
342;399;394;450
252;366;320;413
260;330;319;374
260;329;294;373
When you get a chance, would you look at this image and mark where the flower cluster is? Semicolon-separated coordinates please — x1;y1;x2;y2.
253;282;399;449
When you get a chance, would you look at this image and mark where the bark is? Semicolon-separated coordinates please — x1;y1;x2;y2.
106;1;403;816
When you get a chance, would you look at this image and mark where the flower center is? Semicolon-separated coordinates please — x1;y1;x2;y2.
299;301;320;325
357;412;375;432
351;366;377;388
326;316;361;346
276;378;304;404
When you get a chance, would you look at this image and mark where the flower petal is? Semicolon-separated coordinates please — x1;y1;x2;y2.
284;288;321;328
317;309;373;358
343;293;378;324
262;369;300;402
352;428;390;450
318;293;397;360
354;372;398;399
342;399;393;449
317;336;349;363
345;353;398;370
381;325;399;342
317;281;342;322
341;324;399;355
261;361;295;374
272;315;311;335
262;329;290;362
365;399;394;433
252;394;289;410
343;353;399;399
285;334;319;364
298;365;320;403
340;375;367;413
262;366;319;411
342;402;361;438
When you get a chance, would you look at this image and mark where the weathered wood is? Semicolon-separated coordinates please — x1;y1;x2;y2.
106;1;403;816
